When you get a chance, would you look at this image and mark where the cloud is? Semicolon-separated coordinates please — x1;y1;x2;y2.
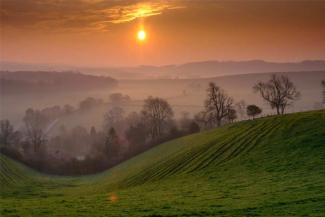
0;0;184;32
104;2;184;24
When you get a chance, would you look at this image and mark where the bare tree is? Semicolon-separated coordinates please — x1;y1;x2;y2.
253;74;300;115
204;82;234;127
142;97;174;139
247;105;262;119
23;108;48;153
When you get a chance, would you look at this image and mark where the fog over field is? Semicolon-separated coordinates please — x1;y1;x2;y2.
2;67;322;166
1;70;324;129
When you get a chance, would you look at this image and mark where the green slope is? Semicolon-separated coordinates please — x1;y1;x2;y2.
1;111;325;216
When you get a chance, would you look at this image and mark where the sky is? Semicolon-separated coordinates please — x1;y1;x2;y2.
1;0;325;67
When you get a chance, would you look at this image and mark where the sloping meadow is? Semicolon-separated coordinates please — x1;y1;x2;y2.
1;111;325;216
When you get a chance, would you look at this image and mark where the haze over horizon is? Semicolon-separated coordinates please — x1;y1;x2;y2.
1;0;325;67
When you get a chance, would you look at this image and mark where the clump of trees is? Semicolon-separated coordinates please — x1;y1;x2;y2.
79;97;103;111
246;105;262;119
109;93;131;105
0;95;202;175
253;74;300;115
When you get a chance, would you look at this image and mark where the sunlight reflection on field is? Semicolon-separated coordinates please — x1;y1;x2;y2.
108;192;118;203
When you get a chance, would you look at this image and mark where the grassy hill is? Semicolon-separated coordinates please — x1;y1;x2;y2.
1;111;325;216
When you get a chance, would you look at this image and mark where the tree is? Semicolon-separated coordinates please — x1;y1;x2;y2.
89;126;97;145
125;112;141;126
109;93;131;105
79;97;103;111
227;108;237;123
204;82;234;127
0;120;14;146
105;128;120;157
322;80;325;103
188;121;200;134
142;97;174;139
90;126;97;138
253;74;300;115
125;123;147;153
23;108;49;153
246;105;262;119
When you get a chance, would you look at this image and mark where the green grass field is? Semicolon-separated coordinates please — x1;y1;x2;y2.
1;111;325;216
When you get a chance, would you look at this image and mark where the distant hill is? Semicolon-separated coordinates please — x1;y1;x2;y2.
114;60;325;79
1;111;325;216
0;71;117;94
2;60;325;79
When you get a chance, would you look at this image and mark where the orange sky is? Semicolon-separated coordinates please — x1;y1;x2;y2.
1;0;325;67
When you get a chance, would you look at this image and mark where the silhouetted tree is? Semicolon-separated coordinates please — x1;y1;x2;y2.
23;108;48;153
105;128;120;157
253;74;300;115
126;123;147;153
0;120;14;147
247;105;262;119
204;82;234;127
142;97;174;139
90;126;97;138
188;121;200;134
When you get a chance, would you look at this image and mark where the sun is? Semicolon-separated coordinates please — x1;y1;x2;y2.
137;30;146;41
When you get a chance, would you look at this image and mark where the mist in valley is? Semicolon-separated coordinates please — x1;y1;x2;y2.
1;68;324;175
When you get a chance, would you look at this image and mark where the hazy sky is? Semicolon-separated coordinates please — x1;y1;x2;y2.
1;0;325;67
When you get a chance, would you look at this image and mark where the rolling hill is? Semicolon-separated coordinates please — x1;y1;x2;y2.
0;71;117;94
1;111;325;216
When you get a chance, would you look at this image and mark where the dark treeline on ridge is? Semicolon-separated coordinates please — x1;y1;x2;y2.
0;71;117;94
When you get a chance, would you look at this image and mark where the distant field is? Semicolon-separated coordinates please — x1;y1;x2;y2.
1;110;325;216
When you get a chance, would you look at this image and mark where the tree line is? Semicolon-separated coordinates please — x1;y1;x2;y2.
0;74;324;175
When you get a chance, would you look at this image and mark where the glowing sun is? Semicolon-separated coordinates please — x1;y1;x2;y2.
137;30;146;41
